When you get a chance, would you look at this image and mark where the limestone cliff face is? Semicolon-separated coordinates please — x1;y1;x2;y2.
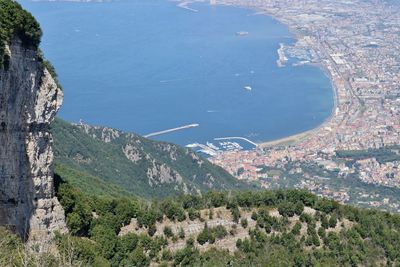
0;39;67;243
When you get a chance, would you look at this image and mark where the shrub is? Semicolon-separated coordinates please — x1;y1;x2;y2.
294;202;304;216
291;222;302;236
241;218;248;228
197;229;210;245
317;227;326;238
148;224;157;237
329;214;338;228
178;227;185;239
231;207;241;223
188;208;200;221
163;226;174;238
214;225;228;239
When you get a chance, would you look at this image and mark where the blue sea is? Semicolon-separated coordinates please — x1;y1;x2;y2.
19;0;333;149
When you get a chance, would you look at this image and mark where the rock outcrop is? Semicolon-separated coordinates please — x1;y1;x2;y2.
0;39;67;244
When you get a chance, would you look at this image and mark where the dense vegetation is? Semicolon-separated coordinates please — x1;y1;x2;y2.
0;0;42;68
40;176;400;267
54;163;134;198
52;119;249;199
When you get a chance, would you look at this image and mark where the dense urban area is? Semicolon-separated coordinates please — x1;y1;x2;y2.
190;0;400;211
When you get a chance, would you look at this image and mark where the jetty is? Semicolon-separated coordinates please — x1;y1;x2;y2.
144;124;199;138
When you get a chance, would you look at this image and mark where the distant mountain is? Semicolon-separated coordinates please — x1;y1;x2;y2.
51;119;249;198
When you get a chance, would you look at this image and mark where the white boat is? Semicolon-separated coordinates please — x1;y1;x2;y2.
236;31;249;36
244;86;252;91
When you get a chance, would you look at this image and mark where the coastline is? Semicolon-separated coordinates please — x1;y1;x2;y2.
259;62;340;148
200;0;340;149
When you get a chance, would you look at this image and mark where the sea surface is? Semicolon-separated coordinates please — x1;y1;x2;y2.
19;0;333;149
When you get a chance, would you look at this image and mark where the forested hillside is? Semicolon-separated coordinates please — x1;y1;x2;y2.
5;179;399;266
52;119;249;198
55;183;400;266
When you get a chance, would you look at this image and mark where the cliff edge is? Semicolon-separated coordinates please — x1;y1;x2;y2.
0;36;67;244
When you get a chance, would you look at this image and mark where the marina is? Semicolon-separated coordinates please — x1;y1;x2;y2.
186;140;246;156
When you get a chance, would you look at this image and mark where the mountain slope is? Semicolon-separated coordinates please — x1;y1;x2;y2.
54;185;400;266
54;163;134;198
51;119;248;198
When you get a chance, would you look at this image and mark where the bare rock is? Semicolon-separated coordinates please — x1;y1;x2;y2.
0;39;67;244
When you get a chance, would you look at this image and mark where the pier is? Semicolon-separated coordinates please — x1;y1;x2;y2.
144;124;199;138
214;137;258;147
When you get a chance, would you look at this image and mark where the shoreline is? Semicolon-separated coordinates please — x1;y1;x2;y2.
249;6;340;148
259;62;340;148
176;0;340;149
198;1;340;149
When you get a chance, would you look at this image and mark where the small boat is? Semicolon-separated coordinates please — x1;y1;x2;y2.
244;86;252;91
236;31;249;36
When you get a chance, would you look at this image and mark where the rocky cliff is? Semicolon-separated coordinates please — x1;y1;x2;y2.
0;38;67;244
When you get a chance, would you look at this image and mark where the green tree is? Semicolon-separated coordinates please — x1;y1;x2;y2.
278;202;296;217
114;198;138;226
315;198;338;213
117;233;139;254
66;212;85;235
90;225;118;260
126;245;149;267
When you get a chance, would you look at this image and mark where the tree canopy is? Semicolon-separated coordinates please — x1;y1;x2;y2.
0;0;42;67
